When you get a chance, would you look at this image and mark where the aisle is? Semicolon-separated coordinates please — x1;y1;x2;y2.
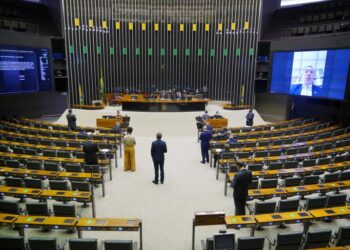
55;103;267;249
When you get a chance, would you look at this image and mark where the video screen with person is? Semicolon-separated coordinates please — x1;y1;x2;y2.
270;49;350;100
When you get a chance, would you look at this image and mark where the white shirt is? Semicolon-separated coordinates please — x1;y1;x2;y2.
300;84;312;96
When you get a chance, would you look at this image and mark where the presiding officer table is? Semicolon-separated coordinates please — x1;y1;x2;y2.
122;99;209;111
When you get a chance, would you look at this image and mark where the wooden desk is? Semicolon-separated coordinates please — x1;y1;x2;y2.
21;117;113;133
2;121;122;140
309;206;350;220
0;186;43;199
15;215;78;237
40;190;91;202
77;218;143;250
96;118;123;128
285;184;331;196
224;215;256;229
122;99;208;112
255;211;313;226
0;167;105;199
223;104;252;110
211;125;338;154
207;118;228;128
248;188;288;200
219;145;350;165
72;104;105;110
0;213;18;224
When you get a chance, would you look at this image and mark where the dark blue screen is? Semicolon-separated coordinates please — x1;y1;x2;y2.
0;45;51;94
270;49;350;100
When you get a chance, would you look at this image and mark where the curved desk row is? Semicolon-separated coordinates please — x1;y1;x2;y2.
192;206;350;250
0;213;143;250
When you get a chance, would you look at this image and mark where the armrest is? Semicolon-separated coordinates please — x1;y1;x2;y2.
266;235;276;250
246;204;254;215
133;241;138;250
98;241;104;250
58;239;68;250
201;239;206;250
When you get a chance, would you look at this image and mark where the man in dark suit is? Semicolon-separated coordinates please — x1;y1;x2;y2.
231;164;252;215
199;126;212;164
290;66;322;97
83;136;99;165
151;132;167;184
66;109;76;130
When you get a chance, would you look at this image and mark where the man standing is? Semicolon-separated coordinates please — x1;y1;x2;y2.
231;164;252;215
245;109;254;127
199;126;212;164
83;136;99;165
66;109;77;130
151;132;167;185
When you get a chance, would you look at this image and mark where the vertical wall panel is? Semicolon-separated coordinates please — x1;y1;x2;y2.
62;0;262;105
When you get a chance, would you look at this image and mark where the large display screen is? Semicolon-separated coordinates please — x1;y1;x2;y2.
270;49;350;100
0;45;51;94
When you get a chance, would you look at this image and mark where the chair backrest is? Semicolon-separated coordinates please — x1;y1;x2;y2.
284;161;298;169
65;163;83;172
254;201;276;214
213;233;235;250
104;240;134;250
43;162;60;171
335;226;350;246
237;237;265;250
326;193;347;208
284;177;302;187
247;164;263;172
260;179;278;189
26;161;42;170
53;204;76;217
0;200;20;214
69;238;98;250
303;230;332;249
0;236;26;250
24;178;43;189
303;175;319;185
303;159;316;167
25;148;37;155
28;237;58;250
275;232;303;250
324;173;339;183
305;196;327;210
26;202;50;216
254;151;268;158
334;155;346;163
6;160;20;168
57;151;72;158
318;157;331;165
83;164;101;173
248;180;259;189
5;177;23;187
278;199;300;213
49;180;68;190
269;150;282;156
268;162;283;170
340;170;350;180
71;181;91;192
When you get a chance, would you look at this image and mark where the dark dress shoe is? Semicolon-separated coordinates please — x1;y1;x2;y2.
200;161;205;164
152;180;158;185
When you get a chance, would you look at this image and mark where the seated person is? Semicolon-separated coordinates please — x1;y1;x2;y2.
214;111;223;119
112;122;122;134
227;135;238;145
214;144;231;168
176;91;182;99
202;110;210;121
116;110;122;118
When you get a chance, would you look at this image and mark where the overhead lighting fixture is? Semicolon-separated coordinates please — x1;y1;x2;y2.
281;0;330;7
